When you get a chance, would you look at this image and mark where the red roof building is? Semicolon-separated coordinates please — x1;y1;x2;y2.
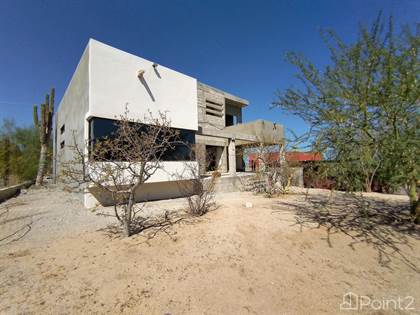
285;151;322;162
247;151;322;171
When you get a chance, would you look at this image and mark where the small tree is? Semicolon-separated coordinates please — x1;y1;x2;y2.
13;126;40;181
0;120;15;187
63;108;181;236
273;15;420;222
33;88;55;186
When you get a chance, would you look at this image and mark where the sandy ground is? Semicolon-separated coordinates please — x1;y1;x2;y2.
0;186;419;314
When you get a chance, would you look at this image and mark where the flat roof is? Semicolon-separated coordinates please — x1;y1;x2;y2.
198;81;249;107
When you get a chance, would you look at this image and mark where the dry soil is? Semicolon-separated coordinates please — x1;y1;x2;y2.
0;187;419;314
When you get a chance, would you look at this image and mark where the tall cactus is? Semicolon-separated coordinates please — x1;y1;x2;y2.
34;88;55;186
0;137;11;187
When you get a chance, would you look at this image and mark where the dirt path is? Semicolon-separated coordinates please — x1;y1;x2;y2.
1;187;419;314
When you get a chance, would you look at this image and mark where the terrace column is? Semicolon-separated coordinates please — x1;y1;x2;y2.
219;145;228;173
196;143;206;175
228;139;236;176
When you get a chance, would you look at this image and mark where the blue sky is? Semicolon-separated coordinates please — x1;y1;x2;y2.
0;0;418;140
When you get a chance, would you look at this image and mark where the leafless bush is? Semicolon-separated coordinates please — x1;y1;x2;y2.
187;172;217;216
177;150;217;216
265;160;295;196
62;106;181;237
240;142;294;197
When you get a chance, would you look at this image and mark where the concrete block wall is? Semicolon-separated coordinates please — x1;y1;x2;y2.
207;173;254;193
195;143;207;175
216;146;228;173
197;82;225;130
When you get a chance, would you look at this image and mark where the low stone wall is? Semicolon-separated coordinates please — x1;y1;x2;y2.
209;173;255;193
208;170;304;194
0;181;33;203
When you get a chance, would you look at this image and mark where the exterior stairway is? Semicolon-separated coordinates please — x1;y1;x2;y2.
203;173;258;193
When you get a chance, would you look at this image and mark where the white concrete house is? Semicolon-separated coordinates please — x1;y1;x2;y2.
54;39;283;207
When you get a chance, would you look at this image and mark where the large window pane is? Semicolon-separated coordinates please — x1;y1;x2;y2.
89;117;195;161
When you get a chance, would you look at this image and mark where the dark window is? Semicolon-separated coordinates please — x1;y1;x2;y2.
60;124;65;134
60;140;65;149
89;117;195;161
225;114;234;126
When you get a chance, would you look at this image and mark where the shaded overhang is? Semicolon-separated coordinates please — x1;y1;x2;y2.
200;119;284;145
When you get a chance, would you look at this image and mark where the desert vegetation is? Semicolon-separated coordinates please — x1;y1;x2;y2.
0;88;55;188
273;14;419;222
62;107;215;236
33;88;55;186
240;144;294;196
177;156;217;217
0;120;40;187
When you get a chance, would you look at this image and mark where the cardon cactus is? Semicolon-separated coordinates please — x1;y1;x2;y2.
33;88;55;186
0;137;11;186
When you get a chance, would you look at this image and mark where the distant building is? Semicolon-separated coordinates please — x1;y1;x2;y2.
247;151;322;171
285;151;322;163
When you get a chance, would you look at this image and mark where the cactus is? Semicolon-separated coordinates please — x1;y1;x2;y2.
33;88;55;186
0;137;11;186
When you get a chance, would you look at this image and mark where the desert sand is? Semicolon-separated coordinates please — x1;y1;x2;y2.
1;187;419;314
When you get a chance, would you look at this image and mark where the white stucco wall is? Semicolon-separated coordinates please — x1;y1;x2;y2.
83;161;199;207
88;39;198;131
87;39;199;190
56;39;200;207
55;45;90;177
88;161;197;184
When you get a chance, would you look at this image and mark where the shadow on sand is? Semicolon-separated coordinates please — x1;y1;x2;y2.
98;206;214;244
272;192;420;272
0;202;46;246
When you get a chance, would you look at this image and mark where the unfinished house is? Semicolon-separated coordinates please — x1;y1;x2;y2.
196;82;284;174
54;39;284;207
